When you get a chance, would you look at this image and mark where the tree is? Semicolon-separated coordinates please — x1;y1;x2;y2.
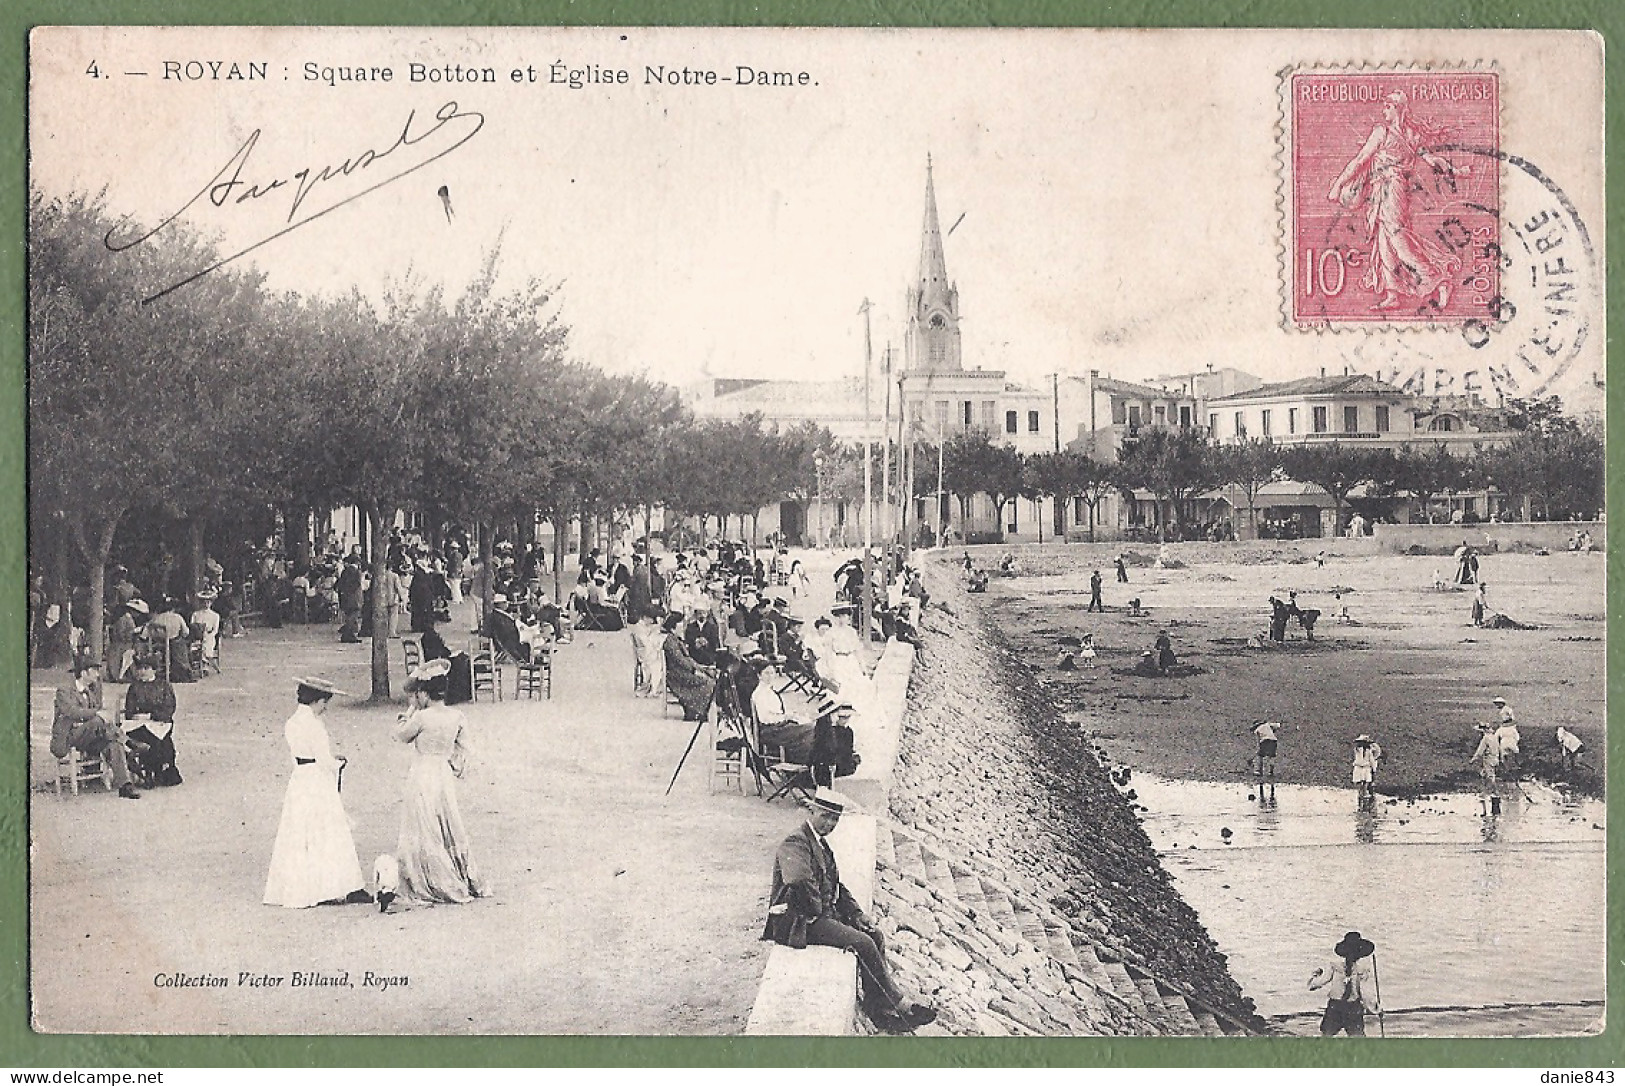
1116;428;1217;540
29;192;277;664
1213;438;1282;539
1391;444;1470;523
1279;444;1395;536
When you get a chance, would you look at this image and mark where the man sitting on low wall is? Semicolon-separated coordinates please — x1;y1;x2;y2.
762;787;935;1033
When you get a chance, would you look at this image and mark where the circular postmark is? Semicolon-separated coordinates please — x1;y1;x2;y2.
1447;146;1599;400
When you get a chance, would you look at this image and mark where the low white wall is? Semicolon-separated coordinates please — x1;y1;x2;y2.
743;637;915;1036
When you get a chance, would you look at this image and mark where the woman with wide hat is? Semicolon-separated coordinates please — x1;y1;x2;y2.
263;677;371;908
391;659;488;906
1308;931;1381;1036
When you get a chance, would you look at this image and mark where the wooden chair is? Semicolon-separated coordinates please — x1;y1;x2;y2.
55;748;113;797
133;630;169;680
513;644;552;700
710;713;748;793
402;635;423;675
470;636;503;701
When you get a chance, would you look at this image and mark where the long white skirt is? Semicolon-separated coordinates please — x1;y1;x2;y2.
263;764;364;908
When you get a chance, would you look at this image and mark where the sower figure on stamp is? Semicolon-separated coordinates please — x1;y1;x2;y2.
762;788;936;1033
1326;89;1465;312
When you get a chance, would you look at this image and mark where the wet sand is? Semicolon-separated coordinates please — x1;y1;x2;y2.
960;539;1606;1037
981;542;1605;796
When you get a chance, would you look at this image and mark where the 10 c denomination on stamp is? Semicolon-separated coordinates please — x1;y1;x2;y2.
1290;69;1500;327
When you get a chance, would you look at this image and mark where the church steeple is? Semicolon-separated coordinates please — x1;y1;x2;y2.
917;154;951;302
906;155;963;373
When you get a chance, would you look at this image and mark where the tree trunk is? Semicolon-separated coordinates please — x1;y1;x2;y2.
366;500;393;702
551;517;565;604
186;516;206;597
69;509;123;666
478;518;495;635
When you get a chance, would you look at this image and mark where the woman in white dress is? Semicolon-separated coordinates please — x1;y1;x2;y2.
393;660;489;905
823;609;874;716
264;677;370;908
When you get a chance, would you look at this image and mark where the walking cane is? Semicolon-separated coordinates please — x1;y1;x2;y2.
1371;953;1386;1038
664;718;706;796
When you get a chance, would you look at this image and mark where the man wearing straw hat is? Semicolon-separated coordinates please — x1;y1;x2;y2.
1308;931;1382;1036
762;787;935;1033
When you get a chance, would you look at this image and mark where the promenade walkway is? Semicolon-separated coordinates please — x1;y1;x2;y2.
29;580;817;1034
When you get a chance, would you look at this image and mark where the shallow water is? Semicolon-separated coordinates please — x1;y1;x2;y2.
1126;773;1606;1035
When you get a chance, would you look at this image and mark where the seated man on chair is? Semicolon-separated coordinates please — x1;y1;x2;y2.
750;662;817;765
762;788;935;1034
51;655;141;800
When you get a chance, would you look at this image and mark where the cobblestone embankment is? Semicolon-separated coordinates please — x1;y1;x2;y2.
871;560;1262;1036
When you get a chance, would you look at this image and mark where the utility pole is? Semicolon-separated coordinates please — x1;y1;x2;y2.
858;299;875;642
881;345;894;546
935;417;945;550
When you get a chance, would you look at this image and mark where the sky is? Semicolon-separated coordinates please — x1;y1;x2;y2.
30;27;1606;407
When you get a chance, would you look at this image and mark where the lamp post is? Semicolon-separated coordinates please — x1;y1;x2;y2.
813;452;825;550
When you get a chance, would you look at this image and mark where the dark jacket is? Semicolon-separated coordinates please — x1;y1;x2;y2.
51;681;105;759
762;821;867;944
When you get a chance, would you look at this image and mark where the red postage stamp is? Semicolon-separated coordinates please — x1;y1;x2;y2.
1290;69;1500;326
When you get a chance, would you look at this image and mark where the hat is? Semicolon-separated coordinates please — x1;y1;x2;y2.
772;596;790;608
69;653;98;676
133;654;161;673
1354;734;1371;744
196;587;218;601
806;787;855;816
782;615;804;626
294;676;348;698
816;695;855;718
814;615;832;627
1334;932;1376;961
830;602;855;615
491;594;509;605
1491;697;1507;705
126;598;150;615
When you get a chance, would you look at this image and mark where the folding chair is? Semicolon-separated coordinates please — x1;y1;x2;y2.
750;702;811;803
470;636;503;701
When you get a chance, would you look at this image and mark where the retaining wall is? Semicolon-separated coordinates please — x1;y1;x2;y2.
1373;520;1604;553
743;637;915;1036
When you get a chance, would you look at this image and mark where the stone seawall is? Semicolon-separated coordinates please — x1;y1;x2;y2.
879;558;1260;1031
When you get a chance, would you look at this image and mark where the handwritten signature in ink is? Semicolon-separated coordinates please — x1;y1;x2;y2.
105;101;485;304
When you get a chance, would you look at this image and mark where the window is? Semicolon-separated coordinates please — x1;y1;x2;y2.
962;400;973;427
1288;408;1298;434
1208;413;1218;435
935;400;949;434
1128;405;1142;430
1375;405;1390;432
1112;399;1128;424
1261;409;1272;437
1180;406;1192;428
1075;496;1087;522
980;400;996;430
1344;406;1359;433
1313;406;1328;433
1007;503;1018;533
1234;411;1246;438
1154;406;1166;426
1028;410;1041;433
1005;410;1018;434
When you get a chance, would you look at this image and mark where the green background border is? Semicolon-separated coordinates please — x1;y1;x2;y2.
1;0;1618;1069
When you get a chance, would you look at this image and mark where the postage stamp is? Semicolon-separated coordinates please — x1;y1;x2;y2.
1289;69;1501;326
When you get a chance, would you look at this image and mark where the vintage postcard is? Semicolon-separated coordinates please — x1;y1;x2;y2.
26;26;1604;1040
